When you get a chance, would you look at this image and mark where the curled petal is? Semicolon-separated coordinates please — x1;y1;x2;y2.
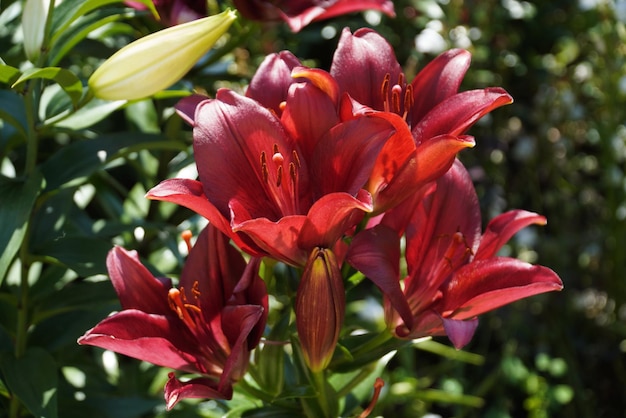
165;373;231;410
442;258;564;320
146;178;262;256
373;136;475;213
291;67;340;105
442;317;479;350
78;310;199;373
298;190;373;252
409;49;472;123
232;209;308;266
475;210;547;260
412;88;513;142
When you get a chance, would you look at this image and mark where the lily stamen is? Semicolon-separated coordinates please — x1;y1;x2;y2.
168;288;201;331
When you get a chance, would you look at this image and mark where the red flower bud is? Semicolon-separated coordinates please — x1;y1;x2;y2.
296;248;345;372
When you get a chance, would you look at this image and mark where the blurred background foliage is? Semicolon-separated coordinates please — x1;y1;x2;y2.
1;0;625;417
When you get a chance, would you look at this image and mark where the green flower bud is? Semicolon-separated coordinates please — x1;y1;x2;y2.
89;9;236;100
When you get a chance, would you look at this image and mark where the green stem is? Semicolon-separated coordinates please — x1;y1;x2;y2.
23;91;38;176
312;370;332;418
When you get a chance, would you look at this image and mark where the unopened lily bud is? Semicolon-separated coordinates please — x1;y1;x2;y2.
22;0;51;62
296;248;345;372
89;9;237;100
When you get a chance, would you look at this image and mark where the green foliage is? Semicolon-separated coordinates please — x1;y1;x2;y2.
0;0;624;416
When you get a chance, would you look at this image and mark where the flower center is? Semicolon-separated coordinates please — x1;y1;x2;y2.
168;282;202;334
259;143;302;217
381;72;414;122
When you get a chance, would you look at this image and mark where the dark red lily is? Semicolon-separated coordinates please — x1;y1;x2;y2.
330;28;513;212
78;225;268;409
126;0;207;26
147;67;397;266
346;160;563;349
233;0;395;32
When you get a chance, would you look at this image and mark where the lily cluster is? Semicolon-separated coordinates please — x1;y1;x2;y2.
79;27;562;411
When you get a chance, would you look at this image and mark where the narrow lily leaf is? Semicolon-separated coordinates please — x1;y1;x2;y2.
0;347;58;418
50;0;157;43
12;67;83;106
0;172;43;285
0;64;20;85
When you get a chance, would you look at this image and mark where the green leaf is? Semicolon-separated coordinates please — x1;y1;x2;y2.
40;133;172;190
12;67;83;107
50;0;158;40
0;172;44;285
0;347;58;418
0;64;20;85
34;236;111;276
49;98;126;130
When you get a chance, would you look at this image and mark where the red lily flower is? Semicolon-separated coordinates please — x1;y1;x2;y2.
330;28;514;212
232;0;395;32
78;225;268;409
346;160;563;349
147;69;397;266
126;0;207;26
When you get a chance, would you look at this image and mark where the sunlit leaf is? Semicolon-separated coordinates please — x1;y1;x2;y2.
0;64;20;85
11;67;83;106
50;0;157;41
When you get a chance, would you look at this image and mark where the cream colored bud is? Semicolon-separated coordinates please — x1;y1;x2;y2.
22;0;51;62
89;9;237;101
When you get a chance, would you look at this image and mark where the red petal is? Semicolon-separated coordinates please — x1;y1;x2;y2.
331;28;403;110
442;258;563;320
280;78;339;162
77;310;199;372
475;210;547;260
373;135;475;213
346;225;414;330
180;225;247;320
193;90;299;220
175;94;208;126
409;49;471;123
164;373;231;410
311;115;395;197
232;211;308;266
277;1;395;32
219;305;264;388
106;247;172;313
412;88;513;142
247;51;301;114
146;178;263;257
298;190;373;251
442;317;479;349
